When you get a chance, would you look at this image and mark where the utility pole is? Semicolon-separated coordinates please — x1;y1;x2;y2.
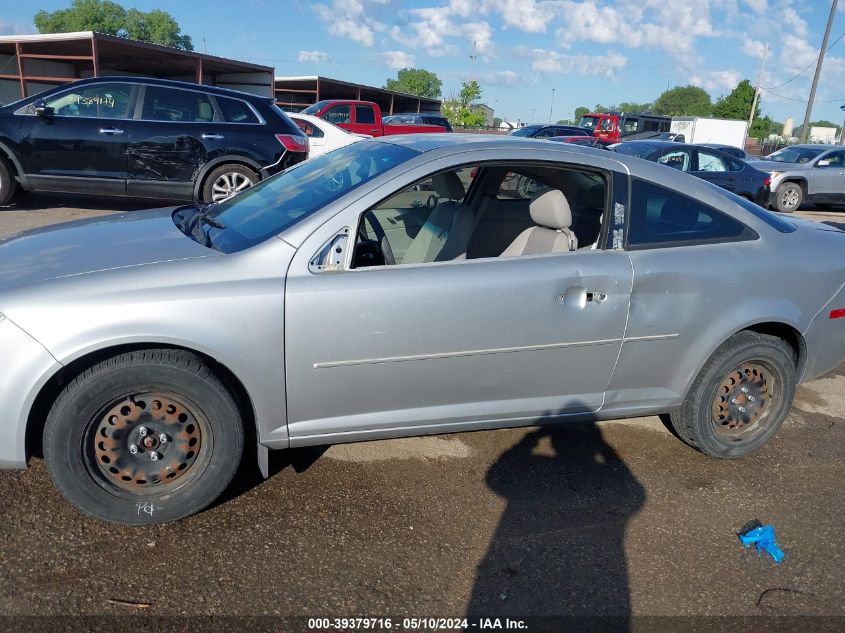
840;104;845;145
749;42;768;130
549;88;555;124
800;0;839;143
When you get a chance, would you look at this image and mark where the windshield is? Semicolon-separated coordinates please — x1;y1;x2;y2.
766;147;824;164
301;100;332;115
578;116;599;129
610;143;659;159
511;125;541;137
175;142;420;253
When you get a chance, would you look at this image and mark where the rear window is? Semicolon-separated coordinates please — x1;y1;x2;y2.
706;182;797;233
216;96;259;123
142;86;214;122
612;143;660;159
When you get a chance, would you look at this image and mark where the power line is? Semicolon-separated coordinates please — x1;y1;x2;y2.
762;30;845;91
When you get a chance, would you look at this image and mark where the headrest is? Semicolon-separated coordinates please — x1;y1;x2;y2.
530;189;572;230
432;172;465;201
660;200;699;229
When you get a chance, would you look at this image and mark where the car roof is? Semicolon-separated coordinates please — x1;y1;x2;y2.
51;75;273;101
781;144;837;149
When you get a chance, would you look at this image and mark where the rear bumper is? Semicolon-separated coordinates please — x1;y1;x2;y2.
0;317;61;469
802;283;845;382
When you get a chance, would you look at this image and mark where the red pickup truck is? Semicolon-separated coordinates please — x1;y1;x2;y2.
301;100;448;136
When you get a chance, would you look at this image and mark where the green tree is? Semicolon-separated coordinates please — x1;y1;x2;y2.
493;116;502;127
653;85;712;117
793;120;842;139
712;79;757;121
442;81;486;127
35;0;193;50
574;106;590;121
749;114;779;140
383;68;442;99
617;101;653;113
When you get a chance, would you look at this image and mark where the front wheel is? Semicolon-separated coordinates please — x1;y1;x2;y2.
668;331;796;458
774;182;802;213
0;159;16;206
43;349;244;524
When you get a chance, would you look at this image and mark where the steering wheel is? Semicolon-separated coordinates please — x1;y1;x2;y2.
360;211;396;266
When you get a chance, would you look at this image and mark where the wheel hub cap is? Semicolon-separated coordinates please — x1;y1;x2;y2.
92;393;203;492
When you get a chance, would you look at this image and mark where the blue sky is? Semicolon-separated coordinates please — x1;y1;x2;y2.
3;0;845;126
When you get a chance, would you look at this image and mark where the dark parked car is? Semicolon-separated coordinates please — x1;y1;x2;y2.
382;112;453;132
0;76;308;206
611;141;770;205
549;135;613;149
702;143;748;159
510;124;592;139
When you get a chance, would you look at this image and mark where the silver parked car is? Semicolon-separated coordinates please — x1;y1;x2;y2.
2;135;844;524
747;144;845;212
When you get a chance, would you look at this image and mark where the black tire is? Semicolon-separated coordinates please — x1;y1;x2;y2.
43;349;244;524
668;331;795;459
774;181;802;213
0;158;16;206
201;164;258;203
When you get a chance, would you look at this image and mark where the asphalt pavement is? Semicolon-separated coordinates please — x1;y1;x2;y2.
0;193;843;630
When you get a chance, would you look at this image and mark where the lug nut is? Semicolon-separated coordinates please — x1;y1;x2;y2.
741;387;749;394
150;452;159;461
138;426;148;437
159;433;168;444
129;444;138;455
748;395;756;402
738;406;747;413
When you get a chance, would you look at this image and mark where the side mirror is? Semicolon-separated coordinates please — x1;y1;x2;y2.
817;159;831;167
33;99;53;117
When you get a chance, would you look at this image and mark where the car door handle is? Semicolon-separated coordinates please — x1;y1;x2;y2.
587;291;607;304
201;133;224;140
99;127;124;135
556;287;605;310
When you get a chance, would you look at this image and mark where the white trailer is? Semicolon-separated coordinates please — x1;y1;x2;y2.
670;117;748;148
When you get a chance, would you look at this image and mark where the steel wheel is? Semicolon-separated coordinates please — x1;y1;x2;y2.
211;171;254;201
711;361;779;441
86;391;211;494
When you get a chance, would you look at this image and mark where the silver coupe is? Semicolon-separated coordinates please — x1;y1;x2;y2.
2;135;844;524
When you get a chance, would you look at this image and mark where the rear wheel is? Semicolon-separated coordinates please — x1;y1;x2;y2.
774;182;802;213
0;158;16;206
201;164;258;203
668;331;795;458
43;349;244;524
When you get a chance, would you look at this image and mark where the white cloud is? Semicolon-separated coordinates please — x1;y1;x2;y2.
313;0;387;47
478;70;524;86
526;48;628;78
779;33;818;75
742;39;767;60
742;0;767;14
377;50;416;69
297;50;331;64
691;69;742;91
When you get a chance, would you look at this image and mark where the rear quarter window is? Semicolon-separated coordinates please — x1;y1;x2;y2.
216;96;259;123
627;179;757;249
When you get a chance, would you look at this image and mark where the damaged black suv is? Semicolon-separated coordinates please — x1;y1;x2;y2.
0;76;308;206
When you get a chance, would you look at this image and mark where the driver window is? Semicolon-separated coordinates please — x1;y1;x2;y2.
43;83;132;119
350;163;608;270
820;151;844;167
353;166;476;267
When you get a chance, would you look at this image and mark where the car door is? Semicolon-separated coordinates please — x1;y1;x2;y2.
322;104;353;134
352;104;380;137
692;149;734;192
282;156;633;443
16;81;135;195
126;84;223;200
809;149;845;203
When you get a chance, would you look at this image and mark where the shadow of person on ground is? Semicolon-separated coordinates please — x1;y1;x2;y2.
467;418;645;629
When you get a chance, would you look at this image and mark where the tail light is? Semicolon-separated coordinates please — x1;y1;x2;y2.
275;134;308;153
763;177;771;187
830;308;845;319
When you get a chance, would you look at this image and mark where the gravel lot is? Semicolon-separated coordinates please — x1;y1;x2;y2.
1;193;844;628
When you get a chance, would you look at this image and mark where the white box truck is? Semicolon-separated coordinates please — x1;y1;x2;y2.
670;117;748;148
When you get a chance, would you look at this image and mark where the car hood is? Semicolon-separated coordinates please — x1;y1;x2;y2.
0;208;219;293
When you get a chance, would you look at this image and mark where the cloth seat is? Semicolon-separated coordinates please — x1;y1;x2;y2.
401;172;475;264
500;189;578;257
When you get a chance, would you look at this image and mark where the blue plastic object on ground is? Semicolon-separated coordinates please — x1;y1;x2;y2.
738;521;785;564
